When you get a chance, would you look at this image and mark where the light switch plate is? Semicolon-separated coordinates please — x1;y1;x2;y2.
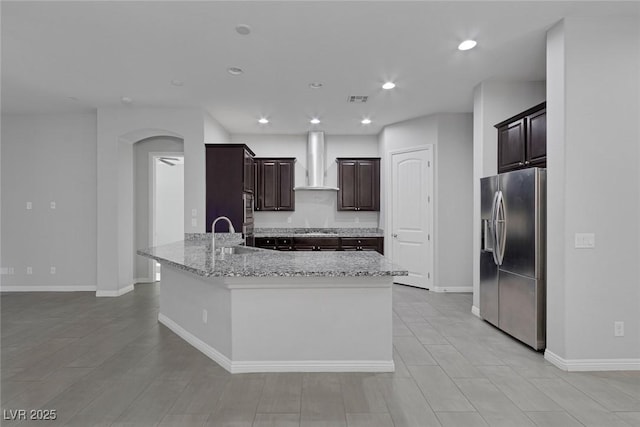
191;209;197;217
50;266;56;275
191;218;197;227
26;202;32;210
50;201;56;209
27;267;33;275
575;233;595;249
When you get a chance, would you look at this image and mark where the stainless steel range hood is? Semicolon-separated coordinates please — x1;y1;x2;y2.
294;131;339;191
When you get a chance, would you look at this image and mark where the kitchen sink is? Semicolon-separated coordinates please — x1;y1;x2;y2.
216;246;260;255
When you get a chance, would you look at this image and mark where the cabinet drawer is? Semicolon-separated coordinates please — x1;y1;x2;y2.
341;237;378;247
255;237;276;247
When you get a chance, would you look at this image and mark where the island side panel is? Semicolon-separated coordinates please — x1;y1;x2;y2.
228;276;393;372
158;265;233;365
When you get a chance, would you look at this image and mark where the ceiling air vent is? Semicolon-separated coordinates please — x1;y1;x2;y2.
348;95;368;103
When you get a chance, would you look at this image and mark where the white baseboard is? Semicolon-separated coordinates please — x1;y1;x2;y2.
158;312;233;372
96;284;134;297
158;312;395;374
231;360;395;374
432;286;473;293
545;349;640;371
471;305;481;318
134;277;154;284
0;285;96;292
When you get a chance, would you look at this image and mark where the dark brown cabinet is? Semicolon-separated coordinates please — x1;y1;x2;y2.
205;144;255;232
254;235;384;254
496;102;546;173
254;237;294;251
293;237;340;251
255;158;295;211
336;158;380;211
341;237;383;254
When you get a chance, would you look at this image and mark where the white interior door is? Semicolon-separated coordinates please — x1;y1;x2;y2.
391;148;433;289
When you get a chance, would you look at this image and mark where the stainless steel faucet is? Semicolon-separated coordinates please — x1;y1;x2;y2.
211;216;235;254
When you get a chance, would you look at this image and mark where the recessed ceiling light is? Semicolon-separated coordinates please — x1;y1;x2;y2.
258;118;269;124
458;39;477;51
309;82;323;89
120;96;133;105
382;82;396;90
227;67;244;75
310;118;321;124
361;118;372;125
170;79;184;86
235;24;251;35
67;96;79;101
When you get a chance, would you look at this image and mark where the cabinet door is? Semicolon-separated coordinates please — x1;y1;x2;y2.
260;160;279;211
337;160;357;210
356;160;380;211
294;237;339;251
243;149;254;193
498;119;526;173
278;160;295;211
526;108;546;167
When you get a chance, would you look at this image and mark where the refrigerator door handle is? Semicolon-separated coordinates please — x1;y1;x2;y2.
490;191;500;265
495;190;507;265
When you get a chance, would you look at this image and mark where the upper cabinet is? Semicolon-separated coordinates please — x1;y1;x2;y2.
205;144;255;232
496;102;546;173
255;158;295;211
336;158;380;211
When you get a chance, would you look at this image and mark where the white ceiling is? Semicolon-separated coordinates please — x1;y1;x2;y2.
2;1;638;135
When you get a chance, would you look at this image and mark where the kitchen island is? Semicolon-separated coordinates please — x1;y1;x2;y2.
138;234;406;373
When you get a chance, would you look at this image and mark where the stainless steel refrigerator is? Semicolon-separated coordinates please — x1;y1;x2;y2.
480;168;546;350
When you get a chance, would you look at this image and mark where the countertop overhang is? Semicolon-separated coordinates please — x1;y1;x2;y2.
137;237;407;278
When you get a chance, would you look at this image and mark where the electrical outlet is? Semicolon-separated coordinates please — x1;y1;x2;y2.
287;216;292;224
191;218;197;227
575;233;595;249
26;202;32;210
50;266;56;275
191;209;197;217
202;309;208;324
26;266;33;275
614;321;624;337
50;201;56;209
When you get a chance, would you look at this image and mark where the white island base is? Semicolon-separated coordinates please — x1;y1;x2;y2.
158;265;394;374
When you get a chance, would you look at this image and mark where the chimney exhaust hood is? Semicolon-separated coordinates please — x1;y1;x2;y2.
294;131;339;191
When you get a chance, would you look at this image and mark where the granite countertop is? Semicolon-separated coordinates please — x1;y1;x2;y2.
137;235;406;278
254;227;385;238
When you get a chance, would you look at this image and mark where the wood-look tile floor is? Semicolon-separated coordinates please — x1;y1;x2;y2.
2;283;639;426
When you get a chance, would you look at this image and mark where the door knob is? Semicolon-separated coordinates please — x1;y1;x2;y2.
392;233;398;238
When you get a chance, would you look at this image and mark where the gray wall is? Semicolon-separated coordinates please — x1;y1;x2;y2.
471;81;546;310
231;133;380;229
134;137;183;280
96;107;222;295
1;113;97;290
378;113;474;291
546;17;640;362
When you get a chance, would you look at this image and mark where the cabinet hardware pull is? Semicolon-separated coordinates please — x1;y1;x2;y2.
518;162;524;166
525;161;530;165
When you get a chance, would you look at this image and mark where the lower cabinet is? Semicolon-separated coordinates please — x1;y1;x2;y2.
293;237;340;251
255;236;383;254
254;237;294;251
341;237;383;254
